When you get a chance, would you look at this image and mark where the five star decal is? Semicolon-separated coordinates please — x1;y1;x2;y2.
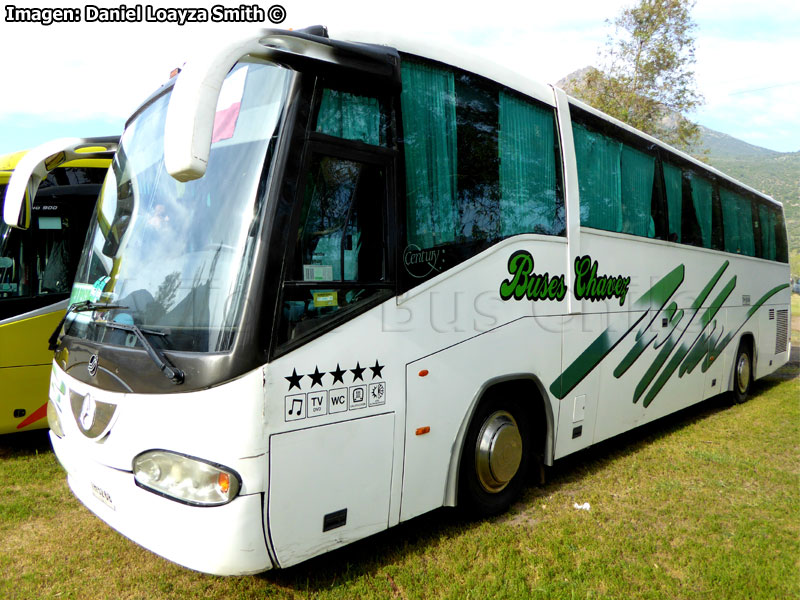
285;368;303;391
369;360;384;379
330;363;346;384
350;362;366;382
285;360;384;390
308;366;325;388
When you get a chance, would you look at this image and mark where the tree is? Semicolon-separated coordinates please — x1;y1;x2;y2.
570;0;704;151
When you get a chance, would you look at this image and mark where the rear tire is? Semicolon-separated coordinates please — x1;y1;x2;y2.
731;343;753;404
458;397;531;517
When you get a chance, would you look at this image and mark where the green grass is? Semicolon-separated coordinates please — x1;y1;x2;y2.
1;372;798;600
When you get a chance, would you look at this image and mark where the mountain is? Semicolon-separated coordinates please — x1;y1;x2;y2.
696;125;784;160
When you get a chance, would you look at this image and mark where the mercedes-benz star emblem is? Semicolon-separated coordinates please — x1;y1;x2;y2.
88;354;99;377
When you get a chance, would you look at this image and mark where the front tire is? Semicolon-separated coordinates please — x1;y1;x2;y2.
731;343;753;404
458;398;531;517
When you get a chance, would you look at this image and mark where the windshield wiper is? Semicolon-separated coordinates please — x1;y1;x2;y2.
48;300;128;351
104;321;185;385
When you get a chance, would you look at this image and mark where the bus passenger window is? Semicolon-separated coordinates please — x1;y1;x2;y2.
662;162;683;242
573;121;657;238
399;59;564;287
758;204;777;261
720;187;755;256
688;172;713;249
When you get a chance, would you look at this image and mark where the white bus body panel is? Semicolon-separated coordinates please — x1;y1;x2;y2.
49;365;272;575
263;235;568;530
569;230;790;450
402;317;563;522
268;413;394;567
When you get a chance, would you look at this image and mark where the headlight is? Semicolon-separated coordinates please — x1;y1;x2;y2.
47;399;64;438
132;450;241;506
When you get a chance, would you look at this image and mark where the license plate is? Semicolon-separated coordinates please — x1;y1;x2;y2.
91;482;115;511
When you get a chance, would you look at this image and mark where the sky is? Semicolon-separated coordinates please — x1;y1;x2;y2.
0;0;798;155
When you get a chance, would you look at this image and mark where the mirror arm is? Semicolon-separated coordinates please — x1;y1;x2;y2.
2;137;119;230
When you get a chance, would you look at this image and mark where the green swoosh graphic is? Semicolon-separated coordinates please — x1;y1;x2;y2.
633;276;736;408
550;258;789;411
700;283;790;373
636;268;735;406
549;264;685;400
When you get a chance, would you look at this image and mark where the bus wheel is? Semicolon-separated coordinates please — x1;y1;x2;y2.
732;343;753;404
458;399;531;517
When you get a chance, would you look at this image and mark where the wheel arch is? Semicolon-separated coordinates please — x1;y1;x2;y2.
443;373;554;507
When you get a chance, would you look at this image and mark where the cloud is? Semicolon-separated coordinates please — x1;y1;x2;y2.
0;0;627;121
693;30;800;151
0;0;797;152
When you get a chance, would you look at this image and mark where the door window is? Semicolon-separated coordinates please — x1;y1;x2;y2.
277;151;391;345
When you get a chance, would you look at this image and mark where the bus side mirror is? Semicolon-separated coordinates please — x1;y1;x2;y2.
164;27;395;182
3;137;118;230
164;32;280;182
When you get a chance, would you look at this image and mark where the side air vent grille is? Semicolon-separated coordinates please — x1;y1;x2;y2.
769;309;775;320
775;309;788;354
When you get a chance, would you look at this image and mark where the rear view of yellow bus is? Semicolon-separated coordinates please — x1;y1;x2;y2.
0;138;117;434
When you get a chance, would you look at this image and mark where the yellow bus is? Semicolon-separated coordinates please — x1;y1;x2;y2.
0;138;116;434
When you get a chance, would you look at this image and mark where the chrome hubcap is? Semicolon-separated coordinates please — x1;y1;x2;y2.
475;410;523;493
736;352;751;395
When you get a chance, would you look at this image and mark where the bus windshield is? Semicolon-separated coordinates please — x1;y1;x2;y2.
67;60;292;353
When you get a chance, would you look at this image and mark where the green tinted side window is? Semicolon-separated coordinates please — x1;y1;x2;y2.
758;204;776;260
574;124;622;232
688;172;713;249
499;92;562;237
316;89;387;146
400;60;458;248
775;207;789;263
573;122;656;238
398;58;564;284
663;162;682;242
721;188;755;256
620;145;655;238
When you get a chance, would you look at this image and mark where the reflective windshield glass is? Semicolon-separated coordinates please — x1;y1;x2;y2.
1;176;100;301
68;60;292;352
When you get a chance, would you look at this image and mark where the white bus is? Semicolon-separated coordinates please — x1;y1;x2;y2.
11;27;789;575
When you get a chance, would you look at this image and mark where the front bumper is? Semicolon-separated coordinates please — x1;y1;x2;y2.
51;431;272;575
